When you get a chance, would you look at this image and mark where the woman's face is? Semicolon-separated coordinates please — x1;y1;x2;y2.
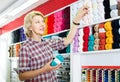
30;15;46;36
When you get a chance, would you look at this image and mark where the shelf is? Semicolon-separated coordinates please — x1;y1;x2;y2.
78;16;120;29
81;49;120;55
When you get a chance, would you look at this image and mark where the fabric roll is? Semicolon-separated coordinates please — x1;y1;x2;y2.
104;21;112;31
99;45;105;50
105;44;112;50
99;39;106;45
94;39;100;45
110;9;118;17
94;24;99;32
106;37;113;44
106;31;113;37
94;45;99;51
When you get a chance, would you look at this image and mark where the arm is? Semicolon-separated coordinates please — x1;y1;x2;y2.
63;5;89;46
19;60;61;81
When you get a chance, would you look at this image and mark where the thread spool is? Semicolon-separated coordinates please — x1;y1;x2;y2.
105;44;112;50
99;45;105;50
106;31;113;37
104;21;112;31
104;70;108;82
111;19;120;29
112;43;120;49
111;70;115;82
106;37;113;44
98;69;102;82
99;39;106;45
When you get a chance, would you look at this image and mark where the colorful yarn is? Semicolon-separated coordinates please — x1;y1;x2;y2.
99;39;106;45
106;37;113;44
105;44;112;50
104;21;112;31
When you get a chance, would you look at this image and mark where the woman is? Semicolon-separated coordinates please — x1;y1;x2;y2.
18;5;89;82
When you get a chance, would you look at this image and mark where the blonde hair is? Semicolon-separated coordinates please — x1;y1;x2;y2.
23;11;45;38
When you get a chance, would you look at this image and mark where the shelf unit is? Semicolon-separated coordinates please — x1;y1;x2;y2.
7;0;120;82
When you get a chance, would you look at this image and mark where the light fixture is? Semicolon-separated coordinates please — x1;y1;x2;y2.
8;0;39;16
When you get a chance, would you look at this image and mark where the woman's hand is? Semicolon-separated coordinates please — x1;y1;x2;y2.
74;5;89;23
42;60;61;72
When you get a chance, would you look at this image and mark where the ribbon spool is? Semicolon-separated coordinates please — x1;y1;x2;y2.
99;45;105;50
94;45;99;51
106;37;113;44
94;39;100;45
106;31;113;37
99;39;106;45
105;44;112;50
104;21;112;31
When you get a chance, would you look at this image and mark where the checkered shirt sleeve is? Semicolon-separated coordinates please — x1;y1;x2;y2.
48;37;66;51
18;45;31;73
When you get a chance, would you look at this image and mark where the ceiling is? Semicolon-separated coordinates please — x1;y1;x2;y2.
0;0;49;28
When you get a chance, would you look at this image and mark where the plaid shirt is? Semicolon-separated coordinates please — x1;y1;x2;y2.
18;37;66;82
